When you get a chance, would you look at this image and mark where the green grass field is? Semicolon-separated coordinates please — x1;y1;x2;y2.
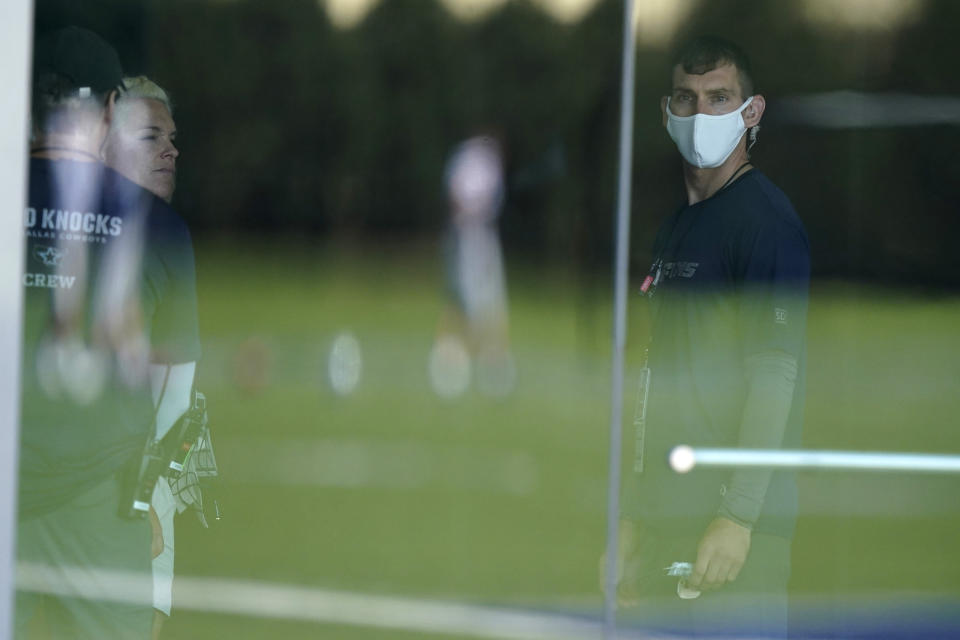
163;238;960;639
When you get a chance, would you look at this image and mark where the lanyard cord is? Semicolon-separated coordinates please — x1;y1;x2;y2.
151;365;171;441
641;164;754;347
718;162;752;193
646;163;755;289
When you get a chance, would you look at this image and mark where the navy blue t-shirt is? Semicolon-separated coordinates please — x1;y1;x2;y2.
19;158;201;518
626;169;810;538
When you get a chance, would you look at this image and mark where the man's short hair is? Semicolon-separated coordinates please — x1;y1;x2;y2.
671;35;755;99
31;26;123;136
118;76;174;114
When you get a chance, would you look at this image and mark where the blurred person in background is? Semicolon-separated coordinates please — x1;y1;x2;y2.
102;75;197;640
18;27;200;639
429;134;515;399
611;35;810;638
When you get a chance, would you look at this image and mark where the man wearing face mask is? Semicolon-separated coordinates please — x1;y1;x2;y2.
612;36;809;638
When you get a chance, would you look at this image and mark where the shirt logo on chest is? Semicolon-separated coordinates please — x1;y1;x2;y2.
662;261;699;279
32;245;66;267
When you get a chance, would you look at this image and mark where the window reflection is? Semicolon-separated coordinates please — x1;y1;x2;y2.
13;1;960;638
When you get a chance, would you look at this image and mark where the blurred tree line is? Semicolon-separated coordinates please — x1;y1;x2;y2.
34;0;960;286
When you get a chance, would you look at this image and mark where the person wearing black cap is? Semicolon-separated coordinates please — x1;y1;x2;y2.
16;26;201;639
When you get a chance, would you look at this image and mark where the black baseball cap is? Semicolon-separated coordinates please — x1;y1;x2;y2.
33;26;123;96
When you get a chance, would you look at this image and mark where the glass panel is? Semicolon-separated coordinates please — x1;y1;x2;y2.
14;1;959;638
0;1;32;637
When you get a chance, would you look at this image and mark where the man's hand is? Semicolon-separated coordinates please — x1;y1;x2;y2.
598;519;644;608
149;505;164;559
689;517;751;591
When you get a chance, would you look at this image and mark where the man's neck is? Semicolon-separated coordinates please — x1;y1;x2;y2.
31;133;103;163
683;144;751;206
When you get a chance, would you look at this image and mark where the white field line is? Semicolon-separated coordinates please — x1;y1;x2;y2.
19;563;656;640
173;577;610;640
28;563;953;639
671;447;960;474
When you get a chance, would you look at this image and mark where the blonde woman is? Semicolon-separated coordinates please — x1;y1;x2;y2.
103;76;194;639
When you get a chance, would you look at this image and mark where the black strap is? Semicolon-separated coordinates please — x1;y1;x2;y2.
152;365;172;440
643;163;754;337
718;162;752;193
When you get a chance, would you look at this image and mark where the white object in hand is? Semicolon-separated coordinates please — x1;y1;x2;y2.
664;562;701;600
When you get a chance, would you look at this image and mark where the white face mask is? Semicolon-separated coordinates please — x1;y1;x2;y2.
666;96;754;169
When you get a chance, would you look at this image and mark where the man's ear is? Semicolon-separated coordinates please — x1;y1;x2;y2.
743;95;765;128
661;96;670;127
104;89;118;127
96;89;119;157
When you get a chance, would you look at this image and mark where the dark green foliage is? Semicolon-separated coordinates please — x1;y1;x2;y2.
33;0;960;286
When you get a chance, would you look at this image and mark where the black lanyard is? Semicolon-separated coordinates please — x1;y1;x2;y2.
641;164;753;299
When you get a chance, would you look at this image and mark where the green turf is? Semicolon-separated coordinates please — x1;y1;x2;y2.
163;239;960;638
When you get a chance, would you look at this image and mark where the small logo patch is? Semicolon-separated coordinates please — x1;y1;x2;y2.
774;307;788;325
662;261;699;279
33;245;66;267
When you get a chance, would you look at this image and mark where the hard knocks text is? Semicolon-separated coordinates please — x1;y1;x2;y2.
24;207;122;241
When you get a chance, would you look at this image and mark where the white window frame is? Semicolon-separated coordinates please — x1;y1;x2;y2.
0;1;33;638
